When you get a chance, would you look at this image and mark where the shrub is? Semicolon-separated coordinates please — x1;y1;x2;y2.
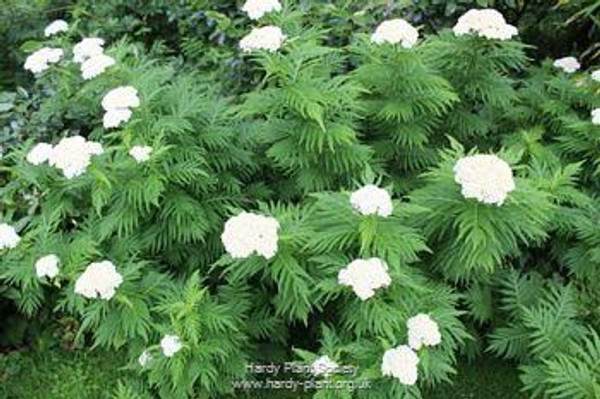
1;1;600;399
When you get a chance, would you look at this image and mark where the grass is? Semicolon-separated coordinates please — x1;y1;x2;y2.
0;349;123;399
0;348;526;399
426;356;527;399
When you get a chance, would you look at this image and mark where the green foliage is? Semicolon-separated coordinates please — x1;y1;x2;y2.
423;32;530;144
409;144;554;281
1;1;600;399
241;36;372;195
489;272;600;399
352;39;458;189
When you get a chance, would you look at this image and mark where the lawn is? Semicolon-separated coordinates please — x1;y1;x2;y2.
0;348;526;399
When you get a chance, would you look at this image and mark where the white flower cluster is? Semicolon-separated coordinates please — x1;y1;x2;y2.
73;38;115;80
73;38;104;62
26;143;53;165
592;70;600;82
221;212;280;259
381;345;420;385
138;350;152;367
160;334;183;357
24;25;143;171
592;109;600;125
24;47;63;74
0;224;21;250
380;314;442;385
311;355;339;377
453;9;518;40
82;54;116;80
44;20;68;37
129;145;153;163
35;254;60;278
242;0;281;20
371;19;419;48
101;86;140;129
554;57;580;74
74;260;123;300
407;314;442;350
453;154;515;206
240;26;286;52
138;334;183;367
338;258;391;300
27;136;103;179
350;185;393;217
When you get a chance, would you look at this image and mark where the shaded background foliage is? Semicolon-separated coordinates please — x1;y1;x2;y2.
1;1;598;156
2;1;600;91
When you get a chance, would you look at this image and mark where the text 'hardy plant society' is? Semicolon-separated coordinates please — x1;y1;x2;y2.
311;355;339;377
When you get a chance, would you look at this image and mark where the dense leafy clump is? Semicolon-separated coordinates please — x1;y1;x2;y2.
1;1;600;399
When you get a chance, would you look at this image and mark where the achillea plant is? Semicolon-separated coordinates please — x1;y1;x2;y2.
1;3;600;399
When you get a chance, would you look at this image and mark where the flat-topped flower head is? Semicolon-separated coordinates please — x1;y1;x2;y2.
81;54;115;80
0;224;21;250
338;258;391;300
371;19;419;48
26;142;53;165
160;334;182;357
381;345;420;385
44;20;68;37
592;109;600;125
103;108;132;129
101;86;140;129
242;0;282;20
350;184;393;217
73;38;105;63
35;254;60;278
221;212;280;259
453;9;517;40
101;86;140;110
240;26;286;52
48;136;103;178
592;70;600;82
24;47;63;74
311;356;339;377
554;57;580;74
453;154;515;206
129;146;153;163
407;314;442;350
74;260;123;300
